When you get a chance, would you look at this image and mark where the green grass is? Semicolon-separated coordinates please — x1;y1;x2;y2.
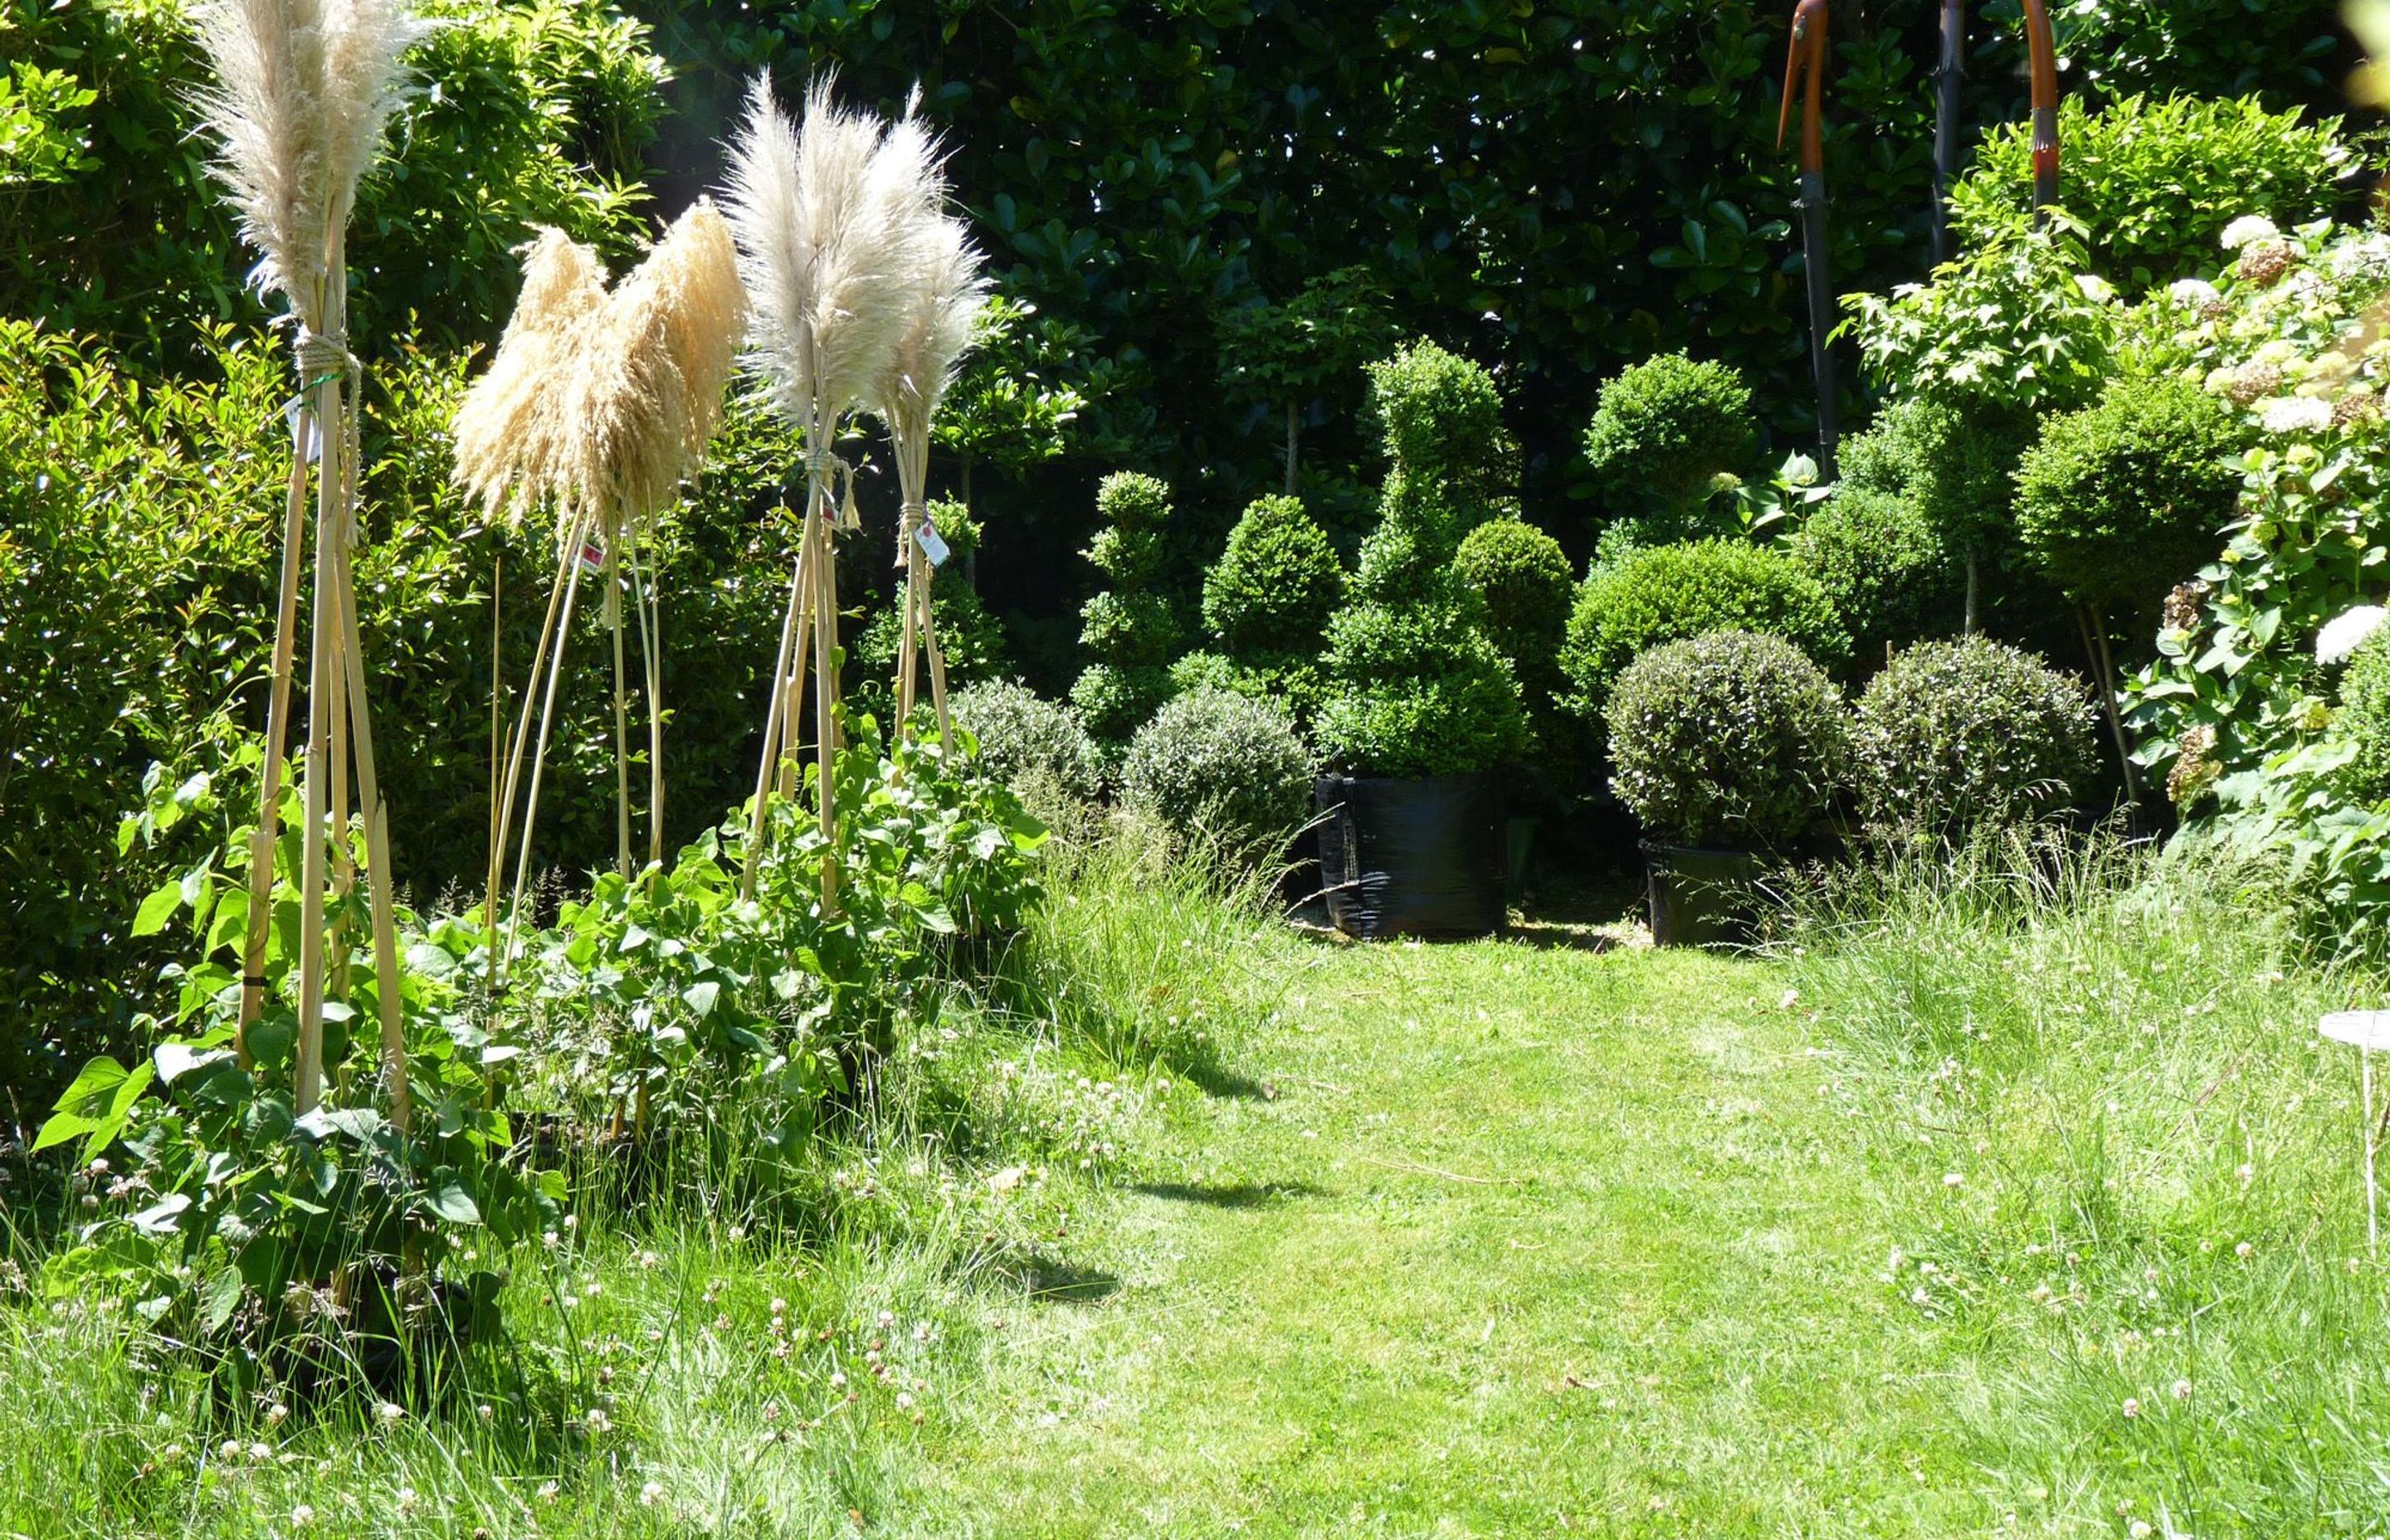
7;839;2390;1536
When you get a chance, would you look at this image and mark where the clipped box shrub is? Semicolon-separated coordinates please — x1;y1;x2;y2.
1455;516;1572;696
1202;493;1344;658
1562;539;1850;725
2015;376;2243;620
1071;471;1183;743
1122;687;1313;859
1317;341;1525;778
2337;629;2390;804
1788;486;1957;662
1605;631;1847;850
1850;637;2099;838
1583;352;1756;525
950;680;1106;807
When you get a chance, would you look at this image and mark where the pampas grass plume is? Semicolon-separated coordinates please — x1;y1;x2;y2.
872;212;988;440
724;72;928;435
190;0;432;311
451;228;609;519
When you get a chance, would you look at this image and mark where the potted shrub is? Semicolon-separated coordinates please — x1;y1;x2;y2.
1849;636;2099;841
1605;631;1848;947
1314;341;1525;938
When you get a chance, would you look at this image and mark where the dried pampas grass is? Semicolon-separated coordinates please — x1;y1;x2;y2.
451;227;607;519
871;211;988;447
190;0;431;313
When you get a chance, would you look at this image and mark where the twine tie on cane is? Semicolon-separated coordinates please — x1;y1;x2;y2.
292;325;366;545
805;444;862;531
897;499;927;568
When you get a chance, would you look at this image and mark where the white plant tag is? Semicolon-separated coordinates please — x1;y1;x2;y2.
578;535;606;575
915;521;951;568
285;397;321;464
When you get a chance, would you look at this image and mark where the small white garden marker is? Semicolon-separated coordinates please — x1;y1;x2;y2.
2319;1011;2390;1250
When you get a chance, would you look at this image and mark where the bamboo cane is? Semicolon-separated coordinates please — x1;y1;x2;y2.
237;402;314;1065
488;524;580;969
808;475;840;910
896;509;922;733
505;511;593;956
332;497;411;1133
292;319;341;1116
744;512;807;898
485;549;504;982
628;539;664;870
606;536;632;882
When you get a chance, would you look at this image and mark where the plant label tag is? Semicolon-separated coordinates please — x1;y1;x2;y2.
285;397;320;464
578;536;606;576
915;522;951;568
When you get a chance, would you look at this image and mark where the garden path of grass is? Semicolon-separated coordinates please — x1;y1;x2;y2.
910;935;1988;1537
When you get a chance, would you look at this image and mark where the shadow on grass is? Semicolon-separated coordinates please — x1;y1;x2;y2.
982;1247;1123;1305
1128;1180;1321;1209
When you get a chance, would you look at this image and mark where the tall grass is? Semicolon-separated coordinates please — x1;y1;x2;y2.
1783;833;2390;1535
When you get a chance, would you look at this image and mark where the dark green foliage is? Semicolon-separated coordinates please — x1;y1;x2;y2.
1561;540;1851;726
1318;344;1525;777
1788;488;1957;664
2336;630;2390;805
1455;517;1572;702
950;680;1106;808
1850;638;2099;838
2;0;661;363
1071;472;1183;743
2015;378;2245;619
2049;1;2349;106
1121;688;1313;860
1202;495;1343;660
1583;353;1756;523
851;587;1012;732
1605;631;1847;850
1954;95;2356;287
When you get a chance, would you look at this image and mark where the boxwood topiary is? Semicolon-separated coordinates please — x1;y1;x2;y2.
2015;377;2243;620
1788;486;1956;662
1454;516;1572;695
950;680;1105;807
1849;637;2099;838
1122;686;1314;859
1202;493;1344;659
1071;471;1183;742
1605;631;1848;850
1583;353;1757;519
1561;539;1850;725
2337;628;2390;803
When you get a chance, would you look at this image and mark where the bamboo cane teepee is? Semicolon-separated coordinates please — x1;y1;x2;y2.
193;0;428;1122
451;204;743;964
724;74;936;901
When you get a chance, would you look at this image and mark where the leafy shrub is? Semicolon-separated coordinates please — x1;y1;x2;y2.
1788;486;1957;661
851;588;1012;732
950;680;1105;807
1582;352;1755;523
1953;95;2354;287
1850;638;2099;838
5;0;662;363
2015;376;2244;619
1201;494;1343;660
1071;471;1183;743
1317;342;1524;777
1121;688;1312;859
1605;631;1847;849
1561;539;1850;724
2336;630;2390;803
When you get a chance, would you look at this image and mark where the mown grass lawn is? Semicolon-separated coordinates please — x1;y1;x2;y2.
915;933;1977;1536
7;849;2388;1538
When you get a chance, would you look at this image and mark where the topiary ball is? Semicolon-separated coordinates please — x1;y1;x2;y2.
1121;686;1314;860
1849;637;2099;839
1788;486;1957;664
950;680;1105;807
2015;377;2243;619
1561;539;1851;726
2338;627;2390;802
1454;515;1572;694
1583;353;1757;514
1202;494;1344;660
1605;631;1847;850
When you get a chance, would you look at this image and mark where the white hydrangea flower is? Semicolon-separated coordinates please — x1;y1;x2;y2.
2319;605;2388;665
2261;396;2334;435
2075;273;2116;304
2168;278;2222;307
2222;215;2281;251
2330;235;2390;280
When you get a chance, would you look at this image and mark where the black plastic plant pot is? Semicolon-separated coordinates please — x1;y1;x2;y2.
1641;841;1763;949
1314;772;1505;940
